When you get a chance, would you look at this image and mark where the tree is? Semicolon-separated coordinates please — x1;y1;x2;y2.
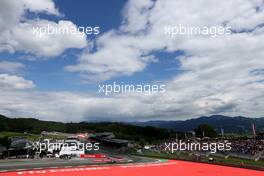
195;124;217;138
0;120;7;132
0;136;11;148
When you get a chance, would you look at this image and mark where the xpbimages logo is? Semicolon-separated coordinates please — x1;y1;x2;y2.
33;24;100;36
164;24;232;38
98;82;166;95
32;139;100;153
164;140;232;154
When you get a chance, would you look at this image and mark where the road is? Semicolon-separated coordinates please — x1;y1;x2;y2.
0;156;154;172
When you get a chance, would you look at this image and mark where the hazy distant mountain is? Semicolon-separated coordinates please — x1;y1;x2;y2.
1;114;264;135
131;115;264;134
0;114;7;119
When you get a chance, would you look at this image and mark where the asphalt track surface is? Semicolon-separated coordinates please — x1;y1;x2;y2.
0;156;153;172
0;159;263;176
0;158;98;171
0;157;142;171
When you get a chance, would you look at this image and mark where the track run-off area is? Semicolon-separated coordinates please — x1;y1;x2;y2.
0;160;263;176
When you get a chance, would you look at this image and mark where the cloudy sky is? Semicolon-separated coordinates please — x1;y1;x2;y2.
0;0;263;122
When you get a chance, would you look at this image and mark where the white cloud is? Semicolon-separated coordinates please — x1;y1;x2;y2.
0;61;25;73
0;0;87;57
22;0;59;15
1;0;264;122
64;0;264;120
68;0;264;81
10;20;87;57
65;31;155;81
0;90;165;122
0;74;35;90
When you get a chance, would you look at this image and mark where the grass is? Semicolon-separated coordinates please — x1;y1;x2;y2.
0;132;40;141
136;150;264;169
0;132;67;141
211;155;264;168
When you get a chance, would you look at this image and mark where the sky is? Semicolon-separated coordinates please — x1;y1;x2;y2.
0;0;263;122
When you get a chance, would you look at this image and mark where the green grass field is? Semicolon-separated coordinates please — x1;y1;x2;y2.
0;132;66;141
211;155;264;168
0;132;40;141
137;150;264;169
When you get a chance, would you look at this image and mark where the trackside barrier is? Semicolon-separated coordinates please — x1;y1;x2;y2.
80;154;106;158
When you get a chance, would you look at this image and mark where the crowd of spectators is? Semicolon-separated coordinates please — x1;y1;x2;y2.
150;137;264;157
230;139;264;156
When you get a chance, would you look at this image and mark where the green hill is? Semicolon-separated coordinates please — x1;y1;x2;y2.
0;114;175;143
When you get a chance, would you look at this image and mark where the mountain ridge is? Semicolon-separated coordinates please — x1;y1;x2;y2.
131;115;264;134
1;114;264;134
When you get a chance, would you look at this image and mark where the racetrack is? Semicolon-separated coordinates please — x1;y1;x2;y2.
1;160;263;176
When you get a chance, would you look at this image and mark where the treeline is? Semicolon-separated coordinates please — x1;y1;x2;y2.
0;115;176;143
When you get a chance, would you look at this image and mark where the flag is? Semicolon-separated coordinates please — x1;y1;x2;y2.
221;128;224;137
252;123;256;136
